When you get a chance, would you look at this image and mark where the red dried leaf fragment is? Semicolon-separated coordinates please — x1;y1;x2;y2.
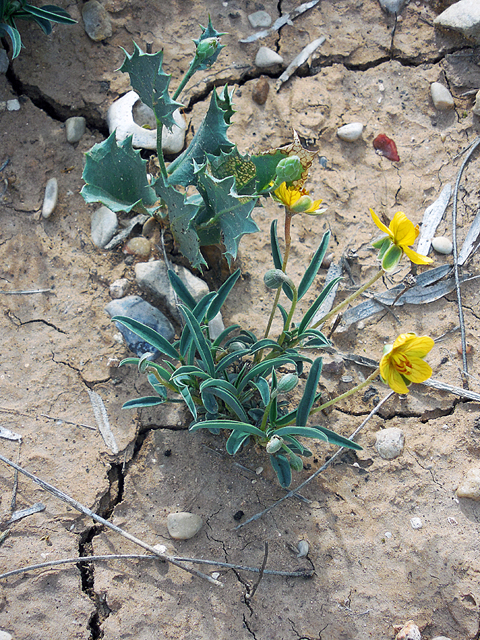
373;134;400;162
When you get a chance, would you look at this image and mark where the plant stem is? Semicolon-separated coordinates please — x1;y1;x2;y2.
278;284;297;347
156;120;168;178
173;65;196;101
264;210;293;341
309;368;380;416
312;269;384;329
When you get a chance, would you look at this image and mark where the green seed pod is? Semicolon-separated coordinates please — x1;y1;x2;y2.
227;341;246;353
275;155;303;184
266;435;283;454
264;269;289;289
277;373;299;394
195;37;220;64
289;452;304;472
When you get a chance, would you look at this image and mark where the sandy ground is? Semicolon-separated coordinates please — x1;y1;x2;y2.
1;1;480;638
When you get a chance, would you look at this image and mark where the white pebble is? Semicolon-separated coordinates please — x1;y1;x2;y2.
167;512;203;540
42;177;58;219
336;122;364;142
431;236;453;255
375;427;405;460
211;572;220;580
255;47;283;68
0;631;13;640
434;0;480;44
6;99;20;111
384;531;392;538
65;116;86;144
296;540;309;558
379;0;407;14
91;206;118;248
410;517;423;530
473;89;480;116
430;82;454;111
456;467;480;500
109;278;130;299
248;10;272;28
432;637;453;640
395;620;421;640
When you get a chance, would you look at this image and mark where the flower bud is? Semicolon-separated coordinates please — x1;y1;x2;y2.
277;373;299;394
289;452;304;472
275;156;303;184
266;435;283;454
227;341;246;353
381;243;403;273
195;37;220;64
264;269;290;289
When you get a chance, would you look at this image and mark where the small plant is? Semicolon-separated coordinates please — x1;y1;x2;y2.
81;18;320;269
0;0;76;59
112;155;435;487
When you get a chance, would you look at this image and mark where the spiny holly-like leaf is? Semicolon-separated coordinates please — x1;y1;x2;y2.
192;15;226;71
195;164;259;265
167;86;235;187
81;132;159;214
206;148;257;195
251;150;287;193
119;43;183;132
154;173;206;269
257;131;318;190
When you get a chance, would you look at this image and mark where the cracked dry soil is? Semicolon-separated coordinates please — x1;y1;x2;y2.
1;1;480;638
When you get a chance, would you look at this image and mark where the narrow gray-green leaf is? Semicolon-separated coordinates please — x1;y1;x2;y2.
296;357;323;427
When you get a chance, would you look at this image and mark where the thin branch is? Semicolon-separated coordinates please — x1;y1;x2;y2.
452;135;480;388
246;542;269;600
235;391;395;529
0;552;313;581
0;453;221;586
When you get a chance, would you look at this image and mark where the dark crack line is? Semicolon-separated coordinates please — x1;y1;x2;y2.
5;310;67;334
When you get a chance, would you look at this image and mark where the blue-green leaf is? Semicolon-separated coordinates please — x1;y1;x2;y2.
180;385;197;419
112;316;179;360
312;426;363;450
248;339;283;354
273;426;328;441
297;231;331;300
269;454;292;488
122;396;166;409
189;419;264;437
207;269;241;321
269;219;294;300
167;269;197;310
296;357;323;427
201;386;248;422
214;348;250;375
179;305;215;376
252;376;270;405
283;435;312;457
225;431;250;455
298;277;343;334
24;4;76;23
236;356;296;394
147;373;167;399
179;291;216;357
212;324;241;348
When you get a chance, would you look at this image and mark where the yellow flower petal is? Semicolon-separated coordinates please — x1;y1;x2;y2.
403;335;435;358
370;208;393;239
380;333;434;394
390;212;417;247
403;357;433;383
403;245;433;266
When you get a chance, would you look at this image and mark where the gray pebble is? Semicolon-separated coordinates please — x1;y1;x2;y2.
432;637;453;640
255;47;283;68
375;427;405;460
434;0;480;44
378;0;407;14
208;312;225;341
431;236;453;255
65;116;86;144
337;122;364;142
252;77;270;105
109;278;130;299
0;50;9;74
42;177;58;219
91;206;118;248
6;99;20;111
248;10;272;28
456;467;480;500
322;358;345;376
430;82;454;111
167;512;203;540
82;0;112;41
105;295;175;358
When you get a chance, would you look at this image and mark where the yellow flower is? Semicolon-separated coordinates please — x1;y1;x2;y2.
380;333;434;394
273;182;325;215
370;209;433;271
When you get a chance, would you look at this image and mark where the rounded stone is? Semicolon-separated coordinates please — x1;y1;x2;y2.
6;99;20;111
65;116;86;144
167;512;203;540
91;206;118;248
473;89;480;116
255;47;283;68
432;637;453;640
375;427;405;460
431;82;454;111
337;122;364;142
123;237;151;258
109;278;130;299
248;10;272;28
434;0;480;44
0;631;13;640
456;467;480;500
431;236;453;255
252;77;270;105
82;0;112;41
395;620;421;640
410;517;423;530
42;177;58;219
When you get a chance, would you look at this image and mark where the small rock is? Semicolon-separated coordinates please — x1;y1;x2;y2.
167;512;203;540
65;116;86;144
107;91;186;152
0;631;13;640
42;177;58;219
91;206;118;248
395;621;422;640
375;427;405;460
109;278;130;299
296;540;309;558
456;467;480;500
6;99;20;111
432;637;453;640
252;77;270;105
434;0;480;44
208;312;224;341
255;47;283;68
82;0;112;41
337;122;364;142
431;236;453;255
0;50;9;74
473;89;480;116
248;10;272;28
430;82;454;111
322;359;345;376
123;237;151;258
410;517;423;530
104;295;175;358
379;0;407;14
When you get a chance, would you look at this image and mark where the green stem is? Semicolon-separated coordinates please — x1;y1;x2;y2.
309;368;380;417
156;119;168;179
264;210;293;341
173;65;196;101
278;283;297;347
312;269;384;329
